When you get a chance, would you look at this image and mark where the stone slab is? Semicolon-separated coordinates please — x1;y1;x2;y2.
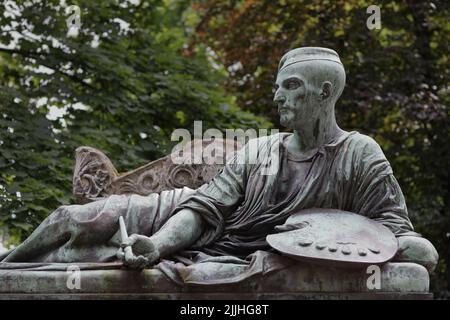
0;262;430;300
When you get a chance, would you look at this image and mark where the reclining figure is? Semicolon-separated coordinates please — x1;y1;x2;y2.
0;48;438;283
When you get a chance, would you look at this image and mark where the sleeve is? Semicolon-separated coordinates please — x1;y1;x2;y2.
171;143;250;247
352;136;421;237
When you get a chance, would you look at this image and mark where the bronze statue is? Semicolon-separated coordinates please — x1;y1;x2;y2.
0;47;438;285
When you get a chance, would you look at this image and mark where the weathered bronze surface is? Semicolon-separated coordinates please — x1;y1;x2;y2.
0;47;439;297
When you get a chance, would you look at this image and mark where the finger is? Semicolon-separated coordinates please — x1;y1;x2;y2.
121;239;133;248
120;241;130;248
274;224;290;232
134;255;149;269
124;247;136;266
127;255;147;269
121;234;138;248
145;252;159;266
124;256;136;267
275;223;301;232
116;248;125;261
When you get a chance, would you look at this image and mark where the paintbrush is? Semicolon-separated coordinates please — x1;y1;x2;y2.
119;216;135;263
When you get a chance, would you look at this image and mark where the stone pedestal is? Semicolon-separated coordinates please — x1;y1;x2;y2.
0;262;431;299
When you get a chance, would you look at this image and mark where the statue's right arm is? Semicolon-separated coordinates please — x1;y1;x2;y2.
150;208;204;258
119;208;203;268
169;142;251;248
119;145;251;268
119;142;252;267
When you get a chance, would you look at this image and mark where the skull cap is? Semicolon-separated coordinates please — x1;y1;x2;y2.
278;47;343;72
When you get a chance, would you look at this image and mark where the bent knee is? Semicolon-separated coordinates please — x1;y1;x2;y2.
44;205;73;224
393;236;439;273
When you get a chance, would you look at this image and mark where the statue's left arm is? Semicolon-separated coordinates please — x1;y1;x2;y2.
355;172;419;237
351;136;419;237
350;135;438;272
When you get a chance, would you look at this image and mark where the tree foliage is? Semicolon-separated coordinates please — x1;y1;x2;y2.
0;0;448;297
0;0;268;243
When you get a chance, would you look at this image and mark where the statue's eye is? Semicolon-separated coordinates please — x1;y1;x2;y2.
285;79;301;90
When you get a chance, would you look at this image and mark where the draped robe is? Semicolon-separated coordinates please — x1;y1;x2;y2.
0;131;419;285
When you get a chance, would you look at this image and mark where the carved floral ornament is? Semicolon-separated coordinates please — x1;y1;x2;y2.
73;139;241;203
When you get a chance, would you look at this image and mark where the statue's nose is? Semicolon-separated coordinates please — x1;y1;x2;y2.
273;92;286;105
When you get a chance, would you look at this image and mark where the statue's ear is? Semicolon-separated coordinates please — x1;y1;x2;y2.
320;81;332;100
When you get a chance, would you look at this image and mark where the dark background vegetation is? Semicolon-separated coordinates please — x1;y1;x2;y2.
0;1;448;297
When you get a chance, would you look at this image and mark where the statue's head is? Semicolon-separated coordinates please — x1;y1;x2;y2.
274;47;346;130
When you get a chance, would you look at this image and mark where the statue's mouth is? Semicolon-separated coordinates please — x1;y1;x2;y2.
278;107;292;114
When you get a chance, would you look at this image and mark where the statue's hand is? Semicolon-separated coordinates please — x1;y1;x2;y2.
117;234;160;269
274;221;310;232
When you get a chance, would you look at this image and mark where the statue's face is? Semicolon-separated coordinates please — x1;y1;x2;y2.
273;64;321;130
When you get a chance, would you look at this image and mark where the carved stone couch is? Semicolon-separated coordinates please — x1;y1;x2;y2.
0;139;432;299
72;139;238;204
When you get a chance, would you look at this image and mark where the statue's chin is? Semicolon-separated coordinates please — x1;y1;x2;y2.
279;116;294;129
